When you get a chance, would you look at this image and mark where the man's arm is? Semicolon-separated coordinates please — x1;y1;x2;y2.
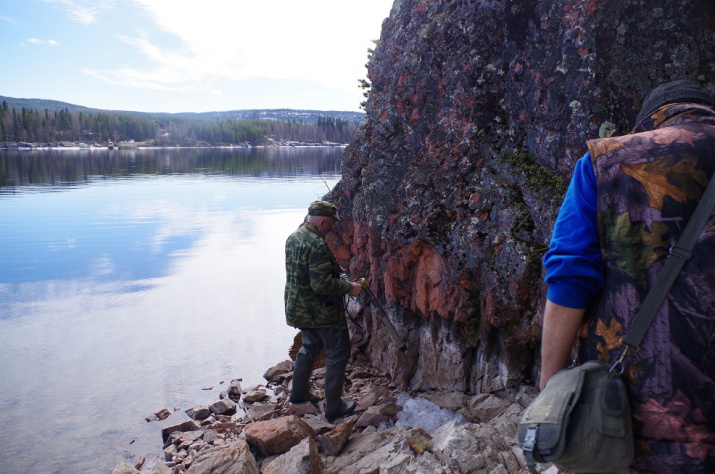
539;299;585;390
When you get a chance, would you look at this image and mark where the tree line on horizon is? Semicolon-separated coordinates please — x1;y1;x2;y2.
0;100;355;146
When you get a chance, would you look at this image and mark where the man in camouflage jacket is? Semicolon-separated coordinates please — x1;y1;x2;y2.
284;200;363;420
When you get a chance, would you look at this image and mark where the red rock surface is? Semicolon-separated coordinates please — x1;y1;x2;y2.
326;0;714;393
244;415;315;457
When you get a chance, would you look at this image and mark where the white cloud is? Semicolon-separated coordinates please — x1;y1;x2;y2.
0;15;18;24
83;67;198;92
28;38;61;46
83;0;390;100
42;0;115;25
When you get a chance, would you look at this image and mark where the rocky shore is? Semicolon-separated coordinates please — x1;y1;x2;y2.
111;355;553;474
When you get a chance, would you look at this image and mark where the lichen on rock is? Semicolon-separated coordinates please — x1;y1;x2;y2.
326;0;714;394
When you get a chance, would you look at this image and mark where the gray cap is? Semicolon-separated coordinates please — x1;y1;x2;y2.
308;200;340;221
636;79;715;125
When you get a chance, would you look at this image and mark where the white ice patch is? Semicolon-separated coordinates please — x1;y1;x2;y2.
395;392;469;432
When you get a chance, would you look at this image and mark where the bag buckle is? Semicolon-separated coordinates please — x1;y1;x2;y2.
669;244;692;260
522;425;538;452
522;425;541;474
610;342;636;374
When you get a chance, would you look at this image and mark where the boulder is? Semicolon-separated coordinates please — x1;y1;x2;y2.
244;402;279;421
113;460;171;474
202;428;221;445
419;391;469;413
227;380;242;400
515;384;540;408
242;388;267;403
355;385;391;411
406;427;432;454
171;430;204;449
302;416;335;435
287;401;319;417
146;463;172;474
261;437;321;474
322;426;449;474
164;443;178;462
316;417;356;456
185;406;210;420
263;360;293;383
429;421;487;473
469;394;512;422
161;420;198;443
354;402;402;429
244;415;315;457
184;438;259;474
145;408;172;422
209;399;236;416
111;459;174;474
110;462;137;474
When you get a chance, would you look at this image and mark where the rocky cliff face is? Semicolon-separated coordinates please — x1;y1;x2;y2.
327;0;715;394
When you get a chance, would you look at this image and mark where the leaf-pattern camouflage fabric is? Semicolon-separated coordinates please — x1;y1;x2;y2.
284;222;351;329
582;103;715;473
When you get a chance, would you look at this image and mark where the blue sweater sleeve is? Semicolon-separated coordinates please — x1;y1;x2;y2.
543;152;604;309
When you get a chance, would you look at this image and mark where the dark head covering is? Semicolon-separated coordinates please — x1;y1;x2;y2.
636;79;715;125
308;200;340;221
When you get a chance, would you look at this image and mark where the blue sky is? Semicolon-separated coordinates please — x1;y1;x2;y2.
0;0;393;113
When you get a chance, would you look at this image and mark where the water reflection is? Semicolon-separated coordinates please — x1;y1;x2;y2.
0;146;342;191
0;147;342;473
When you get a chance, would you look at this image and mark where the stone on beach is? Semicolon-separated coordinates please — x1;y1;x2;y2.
261;437;321;474
116;359;541;474
227;379;242;400
407;426;432;454
263;360;293;383
244;415;315;457
354;401;403;428
209;398;236;416
184;438;259;474
161;420;198;443
242;388;267;403
316;417;355;456
185;406;210;420
145;408;171;422
286;401;319;416
469;394;513;422
110;460;172;474
301;415;334;435
245;401;280;421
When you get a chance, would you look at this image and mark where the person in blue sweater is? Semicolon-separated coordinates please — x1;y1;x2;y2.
540;79;715;472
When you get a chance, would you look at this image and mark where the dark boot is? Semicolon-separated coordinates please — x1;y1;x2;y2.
289;353;320;404
324;364;356;420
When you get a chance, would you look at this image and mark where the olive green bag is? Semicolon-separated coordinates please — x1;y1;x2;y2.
518;174;715;473
517;361;633;473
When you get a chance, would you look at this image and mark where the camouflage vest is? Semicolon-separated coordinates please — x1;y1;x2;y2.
582;103;715;472
284;222;351;329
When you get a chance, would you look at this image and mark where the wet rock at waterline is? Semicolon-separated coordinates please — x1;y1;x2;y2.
113;359;548;473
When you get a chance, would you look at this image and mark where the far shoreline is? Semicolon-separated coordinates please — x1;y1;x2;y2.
1;141;349;151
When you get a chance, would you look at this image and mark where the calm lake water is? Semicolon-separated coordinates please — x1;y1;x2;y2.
0;147;343;473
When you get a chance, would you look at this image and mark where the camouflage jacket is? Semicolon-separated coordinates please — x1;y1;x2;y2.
284;222;352;329
583;103;715;472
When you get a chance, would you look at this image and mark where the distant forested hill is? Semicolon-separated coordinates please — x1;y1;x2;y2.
0;95;365;146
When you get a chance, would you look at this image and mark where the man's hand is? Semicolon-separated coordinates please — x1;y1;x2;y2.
348;282;363;297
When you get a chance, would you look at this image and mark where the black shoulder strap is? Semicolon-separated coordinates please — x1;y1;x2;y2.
624;174;715;348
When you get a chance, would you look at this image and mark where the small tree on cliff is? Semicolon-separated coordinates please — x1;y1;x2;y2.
359;40;379;110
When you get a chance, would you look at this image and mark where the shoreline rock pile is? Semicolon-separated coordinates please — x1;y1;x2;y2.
111;357;553;474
